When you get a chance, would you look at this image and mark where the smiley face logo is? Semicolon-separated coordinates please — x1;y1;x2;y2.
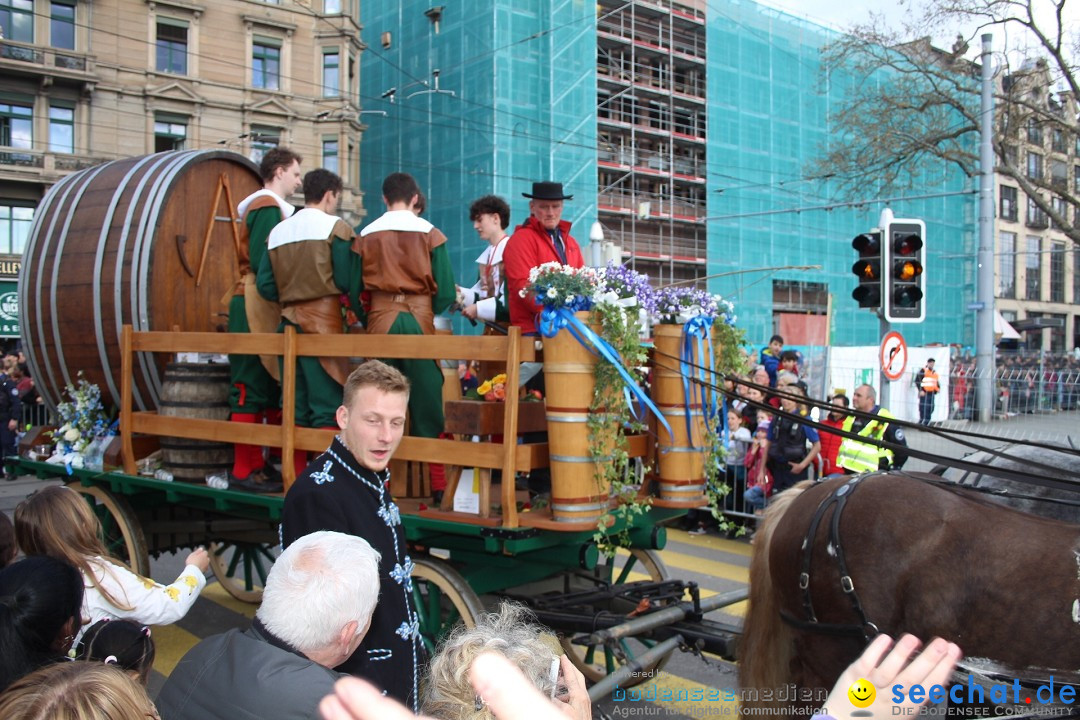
847;678;875;708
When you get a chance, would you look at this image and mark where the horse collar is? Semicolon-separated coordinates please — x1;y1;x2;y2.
786;475;881;641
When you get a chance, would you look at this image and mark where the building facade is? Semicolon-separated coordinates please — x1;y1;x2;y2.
994;62;1080;354
0;0;371;345
360;0;974;348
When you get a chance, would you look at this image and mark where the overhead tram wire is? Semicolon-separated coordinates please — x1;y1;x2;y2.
647;348;1080;487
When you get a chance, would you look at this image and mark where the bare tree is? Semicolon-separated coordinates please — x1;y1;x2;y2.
816;0;1080;244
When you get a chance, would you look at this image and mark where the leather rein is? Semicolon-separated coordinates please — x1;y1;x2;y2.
779;474;882;641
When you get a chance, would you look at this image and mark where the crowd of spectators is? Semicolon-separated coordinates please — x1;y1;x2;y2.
949;351;1080;418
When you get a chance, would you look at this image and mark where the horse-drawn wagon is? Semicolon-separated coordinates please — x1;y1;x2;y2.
8;149;746;695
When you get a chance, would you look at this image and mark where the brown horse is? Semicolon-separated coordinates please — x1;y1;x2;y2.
740;472;1080;713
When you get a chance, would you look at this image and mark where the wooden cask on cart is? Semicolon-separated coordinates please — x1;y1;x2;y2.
20;150;261;412
651;325;708;504
158;363;233;482
543;312;614;523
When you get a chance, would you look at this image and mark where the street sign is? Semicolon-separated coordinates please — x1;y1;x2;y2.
880;331;908;381
966;301;985;311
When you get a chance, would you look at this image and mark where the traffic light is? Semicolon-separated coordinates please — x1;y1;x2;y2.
884;219;926;323
851;231;882;309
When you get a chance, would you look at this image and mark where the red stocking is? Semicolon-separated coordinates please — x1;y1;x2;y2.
231;413;265;478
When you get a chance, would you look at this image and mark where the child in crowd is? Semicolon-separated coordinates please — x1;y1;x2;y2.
14;486;209;645
758;334;783;387
744;410;773;513
779;350;800;379
78;619;156;687
0;511;16;569
718;409;753;525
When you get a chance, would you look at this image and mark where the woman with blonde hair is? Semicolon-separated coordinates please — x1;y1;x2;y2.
14;485;209;644
421;602;590;720
0;661;159;720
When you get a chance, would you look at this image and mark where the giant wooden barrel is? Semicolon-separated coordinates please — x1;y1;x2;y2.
652;324;708;505
158;363;233;482
20;150;261;412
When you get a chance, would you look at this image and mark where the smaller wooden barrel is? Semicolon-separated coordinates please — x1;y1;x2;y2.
543;312;611;523
652;325;707;504
159;363;233;482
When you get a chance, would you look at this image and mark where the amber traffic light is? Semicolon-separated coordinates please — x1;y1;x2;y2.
884;220;926;323
851;231;882;309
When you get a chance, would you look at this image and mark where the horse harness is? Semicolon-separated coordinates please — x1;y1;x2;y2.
779;474;882;641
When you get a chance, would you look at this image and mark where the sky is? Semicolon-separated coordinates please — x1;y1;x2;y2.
757;0;1080;62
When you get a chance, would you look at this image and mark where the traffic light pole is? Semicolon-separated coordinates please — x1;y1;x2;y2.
878;208;893;410
975;33;996;422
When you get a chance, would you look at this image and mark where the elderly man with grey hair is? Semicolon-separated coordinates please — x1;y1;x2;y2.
155;531;380;720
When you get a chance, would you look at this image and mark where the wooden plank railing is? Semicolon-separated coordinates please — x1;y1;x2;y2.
120;325;538;527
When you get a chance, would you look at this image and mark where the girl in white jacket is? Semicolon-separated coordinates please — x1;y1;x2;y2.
15;485;209;644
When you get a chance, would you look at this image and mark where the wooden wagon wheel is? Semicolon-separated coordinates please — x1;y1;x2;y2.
560;548;675;685
411;557;484;655
67;481;150;577
208;540;280;604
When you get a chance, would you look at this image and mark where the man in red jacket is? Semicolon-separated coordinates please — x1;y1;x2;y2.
504;182;585;334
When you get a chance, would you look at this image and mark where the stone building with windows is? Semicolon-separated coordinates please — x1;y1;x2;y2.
994;60;1080;353
0;0;370;343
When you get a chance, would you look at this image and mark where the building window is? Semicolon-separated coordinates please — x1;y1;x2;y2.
252;39;281;90
1027;196;1048;228
0;0;33;44
998;231;1016;299
1026;151;1043;180
999;185;1018;221
153;115;187;152
1050;195;1068;231
156;20;188;75
1050;241;1065;303
1026;235;1041;301
324;0;342;13
48;105;74;153
0;204;33;254
322;138;339;173
50;0;76;50
1075;165;1080;193
250;126;280;163
1051;128;1066;153
322;50;340;97
1051;159;1068;190
1027;118;1042;145
0;101;33;149
1074;247;1080;305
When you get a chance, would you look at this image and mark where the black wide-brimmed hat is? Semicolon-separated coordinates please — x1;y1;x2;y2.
522;181;573;201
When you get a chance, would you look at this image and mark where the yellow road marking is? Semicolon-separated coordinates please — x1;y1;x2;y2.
201;581;259;619
151;623;201;677
668;528;753;557
658;550;749;584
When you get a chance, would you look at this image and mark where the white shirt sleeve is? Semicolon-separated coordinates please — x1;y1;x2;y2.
78;557;207;641
476;297;498;321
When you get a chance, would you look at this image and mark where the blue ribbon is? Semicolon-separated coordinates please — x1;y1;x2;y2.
679;316;719;449
539;307;674;444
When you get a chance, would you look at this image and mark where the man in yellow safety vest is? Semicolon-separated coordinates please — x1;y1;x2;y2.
836;384;908;474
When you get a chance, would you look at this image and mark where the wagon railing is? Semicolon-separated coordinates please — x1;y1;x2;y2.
119;324;539;527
